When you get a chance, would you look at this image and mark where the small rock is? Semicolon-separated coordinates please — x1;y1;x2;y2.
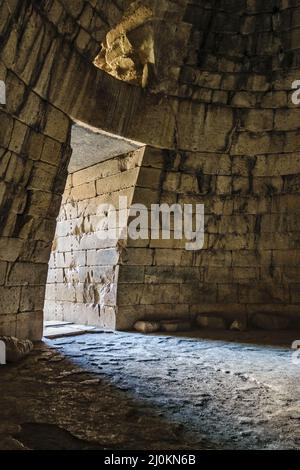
0;336;34;363
230;320;247;331
81;379;100;385
0;437;28;450
251;314;291;330
134;321;160;333
161;320;192;332
196;315;227;330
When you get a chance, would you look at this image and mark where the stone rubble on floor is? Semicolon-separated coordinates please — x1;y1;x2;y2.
0;336;33;363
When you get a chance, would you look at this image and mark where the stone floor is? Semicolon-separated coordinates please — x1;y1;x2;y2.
0;328;300;450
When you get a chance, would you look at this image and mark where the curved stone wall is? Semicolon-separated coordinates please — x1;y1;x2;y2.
1;0;300;338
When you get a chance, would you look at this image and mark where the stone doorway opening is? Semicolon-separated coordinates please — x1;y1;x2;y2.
44;123;143;334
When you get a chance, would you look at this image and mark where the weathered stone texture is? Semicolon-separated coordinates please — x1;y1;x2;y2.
1;0;300;337
0;24;72;337
44;148;145;328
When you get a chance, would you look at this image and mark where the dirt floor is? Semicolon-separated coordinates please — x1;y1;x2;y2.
0;328;300;450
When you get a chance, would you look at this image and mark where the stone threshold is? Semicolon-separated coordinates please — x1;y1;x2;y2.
43;322;98;339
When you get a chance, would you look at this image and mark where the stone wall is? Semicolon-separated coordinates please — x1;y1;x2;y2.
1;0;300;338
118;146;300;330
46;142;300;331
0;0;127;338
0;58;72;340
45;147;145;328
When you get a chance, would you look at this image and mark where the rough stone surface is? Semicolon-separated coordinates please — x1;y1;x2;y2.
0;330;300;450
160;320;192;333
45;142;300;330
251;314;292;331
196;316;227;330
230;320;247;332
0;336;33;363
94;0;190;91
69;125;140;173
134;321;160;333
1;0;300;338
44;148;146;328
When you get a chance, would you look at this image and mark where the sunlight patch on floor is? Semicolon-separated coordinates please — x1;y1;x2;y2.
43;321;98;339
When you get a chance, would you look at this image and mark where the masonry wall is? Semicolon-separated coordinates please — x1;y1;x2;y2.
0;0;130;339
0;67;72;339
1;0;300;338
44;148;145;327
46;143;300;331
118;147;300;330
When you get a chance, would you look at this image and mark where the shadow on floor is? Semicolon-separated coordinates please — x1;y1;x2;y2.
2;329;299;450
0;342;214;450
164;328;300;348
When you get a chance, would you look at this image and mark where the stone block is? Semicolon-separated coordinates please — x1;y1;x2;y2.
218;283;239;303
132;187;160;205
44;106;71;143
160;320;192;332
232;267;258;282
137;167;161;189
121;248;153;266
70;181;96;201
7;262;48;286
251;313;291;330
153;249;182;266
142;147;165;168
232;132;284;156
19;92;44;128
196;315;227;329
47;268;64;284
183;152;231;175
216;176;232;195
0;336;33;362
162;172;180;192
15;311;43;341
254;153;300;177
239;284;288;304
96;168;139;196
0;235;25;267
0;111;13;148
144;266;203;284
241;109;274;132
20;286;45;312
8;120;28;154
45;283;75;302
86;248;119;266
118;266;144;284
41;137;62;165
117;284;142;306
180;283;217;304
134;321;160;333
177;102;234;152
141;284;180;305
51;250;86;268
0;261;7;285
0;286;21;314
28;162;58;192
261;91;287;108
230;319;247;331
205;267;232;283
